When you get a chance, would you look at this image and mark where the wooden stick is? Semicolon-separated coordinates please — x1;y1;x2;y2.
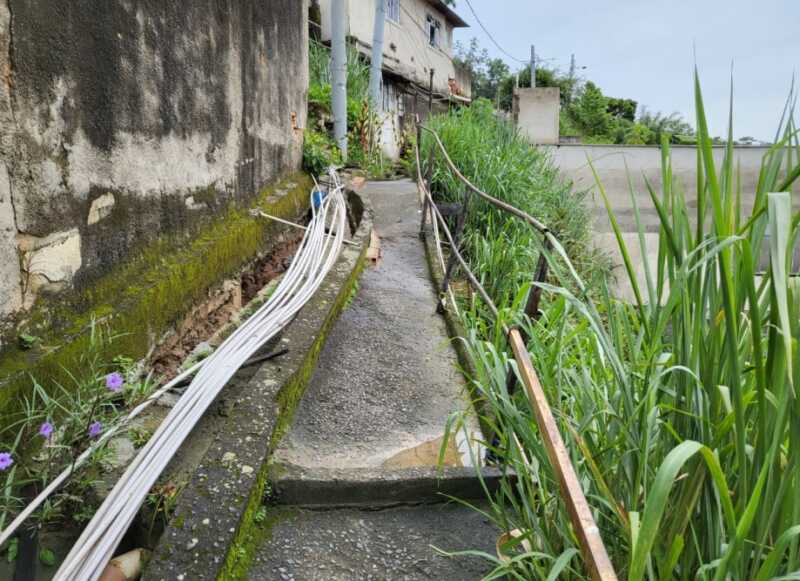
508;328;618;581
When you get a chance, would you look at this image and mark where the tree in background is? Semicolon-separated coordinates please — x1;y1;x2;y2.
496;66;578;111
606;97;637;122
637;107;695;144
454;36;697;145
571;81;611;137
454;39;510;103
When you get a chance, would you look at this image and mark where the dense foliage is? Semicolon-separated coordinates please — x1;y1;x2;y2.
427;79;800;579
421;99;606;311
304;39;393;178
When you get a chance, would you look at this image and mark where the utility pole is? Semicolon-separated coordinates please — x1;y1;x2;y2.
530;45;535;88
368;0;385;108
428;69;435;113
331;0;348;160
569;53;576;81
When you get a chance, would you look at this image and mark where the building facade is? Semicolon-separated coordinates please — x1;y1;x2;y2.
317;0;470;158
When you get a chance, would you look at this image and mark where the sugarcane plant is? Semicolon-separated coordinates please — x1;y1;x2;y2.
434;74;800;579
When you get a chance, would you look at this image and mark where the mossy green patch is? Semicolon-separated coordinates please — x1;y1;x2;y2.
0;174;312;425
220;505;296;581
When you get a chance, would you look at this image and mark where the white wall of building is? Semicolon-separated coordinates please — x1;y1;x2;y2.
318;0;463;97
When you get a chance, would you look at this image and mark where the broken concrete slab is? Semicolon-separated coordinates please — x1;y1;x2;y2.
87;192;116;225
18;227;82;283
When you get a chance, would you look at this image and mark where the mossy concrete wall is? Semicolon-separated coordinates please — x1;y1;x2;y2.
0;0;308;335
0;174;312;415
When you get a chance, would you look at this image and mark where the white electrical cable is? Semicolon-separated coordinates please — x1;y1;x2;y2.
52;170;348;580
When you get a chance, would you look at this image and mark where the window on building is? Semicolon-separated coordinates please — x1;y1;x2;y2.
386;0;400;23
426;14;442;48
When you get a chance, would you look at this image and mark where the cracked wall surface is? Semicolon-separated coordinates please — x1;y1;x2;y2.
0;1;22;321
0;0;308;334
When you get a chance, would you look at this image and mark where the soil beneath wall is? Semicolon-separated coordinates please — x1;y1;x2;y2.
149;227;305;384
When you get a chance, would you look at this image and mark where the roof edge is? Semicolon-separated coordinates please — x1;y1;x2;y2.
423;0;469;28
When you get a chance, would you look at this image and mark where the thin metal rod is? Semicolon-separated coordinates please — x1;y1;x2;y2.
440;193;469;296
508;328;617;581
256;210;359;247
418;125;550;233
419;175;500;323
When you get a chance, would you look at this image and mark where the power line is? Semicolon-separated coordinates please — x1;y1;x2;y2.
462;0;526;63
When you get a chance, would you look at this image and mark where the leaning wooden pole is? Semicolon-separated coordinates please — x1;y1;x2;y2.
508;328;618;581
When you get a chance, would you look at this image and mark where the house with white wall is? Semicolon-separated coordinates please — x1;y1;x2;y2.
315;0;470;159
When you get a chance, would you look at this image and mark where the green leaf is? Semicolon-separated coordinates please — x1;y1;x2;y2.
767;192;794;392
629;440;703;581
5;538;17;563
39;547;56;567
546;548;579;581
17;333;39;350
755;525;800;581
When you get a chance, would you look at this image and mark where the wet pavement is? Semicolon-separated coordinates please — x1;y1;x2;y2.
274;179;481;471
253;180;494;580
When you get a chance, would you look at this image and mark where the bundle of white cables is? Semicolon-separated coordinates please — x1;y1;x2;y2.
47;170;348;580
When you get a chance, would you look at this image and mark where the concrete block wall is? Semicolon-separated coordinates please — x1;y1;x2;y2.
0;0;308;336
514;87;560;145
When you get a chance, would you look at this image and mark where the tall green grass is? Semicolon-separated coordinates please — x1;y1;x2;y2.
435;79;800;579
421;99;608;314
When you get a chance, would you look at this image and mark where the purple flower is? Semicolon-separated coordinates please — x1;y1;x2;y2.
105;372;124;392
39;422;54;439
88;421;103;438
0;452;13;471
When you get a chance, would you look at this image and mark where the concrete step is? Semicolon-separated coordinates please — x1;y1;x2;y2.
249;503;498;580
272;464;509;508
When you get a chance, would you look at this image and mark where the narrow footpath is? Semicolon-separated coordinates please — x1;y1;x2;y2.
248;180;496;579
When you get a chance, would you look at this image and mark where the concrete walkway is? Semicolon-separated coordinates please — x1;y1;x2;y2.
274;179;480;471
252;180;495;579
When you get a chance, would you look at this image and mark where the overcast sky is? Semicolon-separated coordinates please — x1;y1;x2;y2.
452;0;799;141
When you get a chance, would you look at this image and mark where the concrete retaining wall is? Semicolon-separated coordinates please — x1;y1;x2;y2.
548;143;799;299
548;143;771;233
0;0;308;335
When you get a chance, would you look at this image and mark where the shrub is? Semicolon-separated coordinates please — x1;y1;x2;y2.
422;98;605;312
302;130;340;177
